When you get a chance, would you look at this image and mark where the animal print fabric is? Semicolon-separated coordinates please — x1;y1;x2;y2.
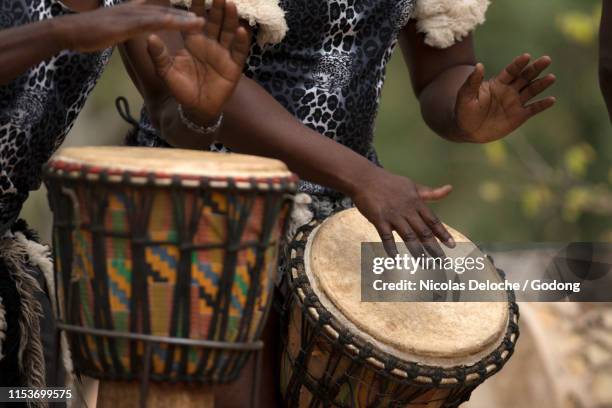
0;0;122;235
132;0;417;196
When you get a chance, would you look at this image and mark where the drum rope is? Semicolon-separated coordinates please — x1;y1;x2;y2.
87;180;125;375
44;155;294;408
225;191;283;378
279;220;521;407
0;295;5;361
124;184;154;375
115;96;153;149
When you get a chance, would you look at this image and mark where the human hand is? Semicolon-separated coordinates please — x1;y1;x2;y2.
58;0;205;52
455;54;557;143
146;0;251;125
350;167;455;258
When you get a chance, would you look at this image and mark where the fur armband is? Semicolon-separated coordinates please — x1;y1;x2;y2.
171;0;288;46
413;0;490;49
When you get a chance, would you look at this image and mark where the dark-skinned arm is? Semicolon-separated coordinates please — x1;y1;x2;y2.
401;21;556;144
0;0;203;86
601;0;612;120
120;0;251;149
220;78;456;258
400;22;477;142
121;0;456;257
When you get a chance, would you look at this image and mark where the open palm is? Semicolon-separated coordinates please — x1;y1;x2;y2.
147;0;250;122
456;54;557;143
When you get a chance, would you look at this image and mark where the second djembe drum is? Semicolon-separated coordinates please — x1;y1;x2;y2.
44;147;296;407
281;208;519;407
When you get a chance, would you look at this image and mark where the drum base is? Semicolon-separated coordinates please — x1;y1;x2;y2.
97;381;214;408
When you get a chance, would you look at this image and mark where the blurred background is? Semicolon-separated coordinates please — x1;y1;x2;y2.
17;1;611;406
22;0;612;244
377;0;612;244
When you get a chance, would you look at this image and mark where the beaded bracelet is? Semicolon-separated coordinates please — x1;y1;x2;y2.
177;104;224;135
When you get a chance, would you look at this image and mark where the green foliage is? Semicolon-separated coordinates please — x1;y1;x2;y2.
484;142;508;167
557;6;601;46
564;143;596;178
522;185;553;218
478;181;503;203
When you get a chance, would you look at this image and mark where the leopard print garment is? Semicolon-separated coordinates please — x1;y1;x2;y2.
132;0;417;197
0;0;122;235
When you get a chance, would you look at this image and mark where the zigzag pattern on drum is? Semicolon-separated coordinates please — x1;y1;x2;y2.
146;246;178;283
56;184;287;381
74;231;95;329
107;239;131;315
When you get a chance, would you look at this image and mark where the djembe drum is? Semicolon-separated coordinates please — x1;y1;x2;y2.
43;147;296;407
281;208;519;407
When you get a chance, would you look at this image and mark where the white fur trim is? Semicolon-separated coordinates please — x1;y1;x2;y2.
0;296;6;361
413;0;490;49
286;193;314;243
13;233;76;399
205;0;287;46
172;0;288;46
14;233;56;314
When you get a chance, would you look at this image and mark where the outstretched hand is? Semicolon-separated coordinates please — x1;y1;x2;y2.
147;0;251;124
455;54;557;143
350;167;455;258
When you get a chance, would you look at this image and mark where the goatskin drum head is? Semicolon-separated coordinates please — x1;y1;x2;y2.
50;147;293;179
304;208;509;367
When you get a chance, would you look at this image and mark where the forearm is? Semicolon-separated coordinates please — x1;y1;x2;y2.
400;24;477;143
417;65;476;142
120;3;377;188
0;20;67;85
139;72;376;192
219;77;376;195
600;0;612;120
118;40;219;149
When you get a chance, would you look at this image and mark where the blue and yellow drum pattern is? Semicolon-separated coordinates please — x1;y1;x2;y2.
48;176;293;383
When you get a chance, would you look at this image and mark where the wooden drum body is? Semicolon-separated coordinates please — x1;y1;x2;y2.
281;209;519;407
44;147;296;392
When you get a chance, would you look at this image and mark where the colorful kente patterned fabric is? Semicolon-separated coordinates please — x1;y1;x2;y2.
54;182;288;382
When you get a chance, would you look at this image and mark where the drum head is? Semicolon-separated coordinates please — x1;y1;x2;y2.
304;208;509;367
49;146;293;179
